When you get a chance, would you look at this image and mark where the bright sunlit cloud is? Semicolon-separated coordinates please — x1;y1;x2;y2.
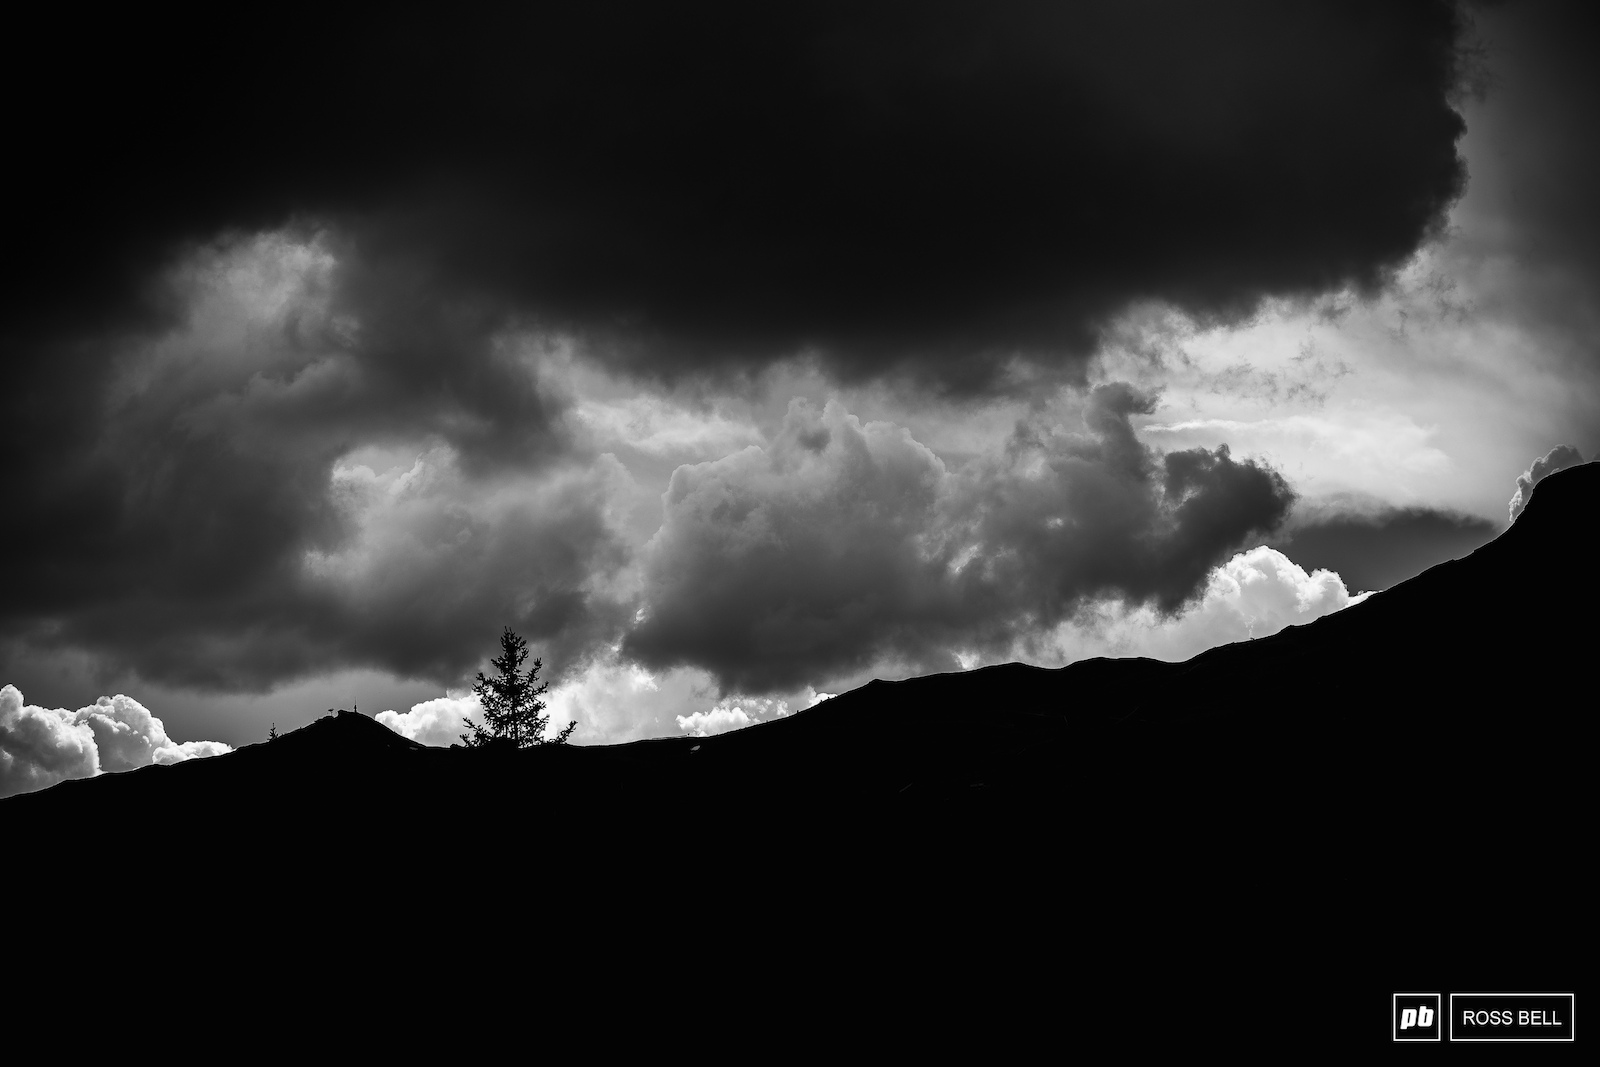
0;685;231;798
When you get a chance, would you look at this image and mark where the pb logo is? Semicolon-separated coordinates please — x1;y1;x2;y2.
1399;1006;1434;1029
1393;993;1442;1041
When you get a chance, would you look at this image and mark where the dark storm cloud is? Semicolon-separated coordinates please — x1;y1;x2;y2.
624;385;1293;692
2;3;1472;694
1273;506;1497;593
6;3;1470;388
0;233;628;690
1458;1;1600;330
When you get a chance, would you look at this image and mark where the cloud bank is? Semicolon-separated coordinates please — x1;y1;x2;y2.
0;685;231;798
0;226;1297;706
7;4;1471;386
1;233;634;691
627;385;1294;691
0;3;1487;719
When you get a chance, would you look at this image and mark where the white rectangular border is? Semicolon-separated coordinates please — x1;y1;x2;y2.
1449;993;1575;1042
1393;992;1442;1041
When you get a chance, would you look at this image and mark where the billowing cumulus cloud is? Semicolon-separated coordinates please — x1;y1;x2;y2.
1510;445;1586;521
0;685;231;798
1128;546;1370;660
0;687;98;798
0;232;634;691
375;693;483;750
676;694;810;737
75;693;233;772
1035;545;1367;666
540;657;692;745
676;706;754;738
302;445;634;684
625;397;953;690
626;385;1293;691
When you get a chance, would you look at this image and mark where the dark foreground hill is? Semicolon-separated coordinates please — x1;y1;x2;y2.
9;464;1594;1051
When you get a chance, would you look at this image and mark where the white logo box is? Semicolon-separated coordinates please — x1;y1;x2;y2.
1392;992;1441;1042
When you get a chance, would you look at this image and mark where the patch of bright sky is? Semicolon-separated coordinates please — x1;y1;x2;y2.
542;189;1594;535
1084;47;1600;526
1092;235;1592;524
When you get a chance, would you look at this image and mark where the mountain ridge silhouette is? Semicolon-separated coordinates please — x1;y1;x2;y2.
9;462;1592;1051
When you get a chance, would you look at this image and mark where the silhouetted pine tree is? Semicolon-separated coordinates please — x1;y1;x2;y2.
460;627;576;748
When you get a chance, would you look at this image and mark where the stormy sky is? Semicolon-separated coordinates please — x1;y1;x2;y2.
4;1;1598;791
